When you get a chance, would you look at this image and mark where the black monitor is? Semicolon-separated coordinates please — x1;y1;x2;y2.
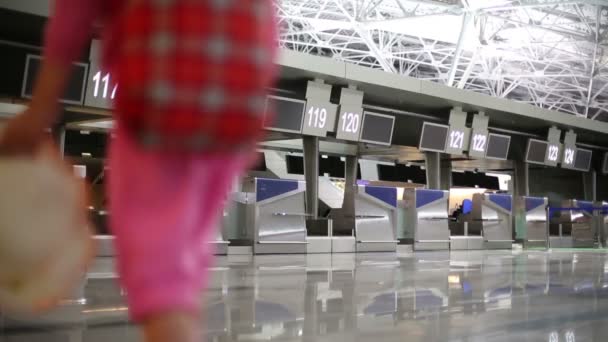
419;122;449;153
485;133;511;160
263;96;306;134
359;112;395;146
22;55;88;105
526;139;548;165
286;155;304;175
573;148;592;172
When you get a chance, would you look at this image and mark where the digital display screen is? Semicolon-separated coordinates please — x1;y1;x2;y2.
526;139;548;165
263;96;306;133
22;55;88;105
360;112;395;146
485;133;511;160
419;122;449;152
573;148;592;171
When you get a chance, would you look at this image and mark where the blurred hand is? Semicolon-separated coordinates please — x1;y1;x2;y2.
0;109;51;156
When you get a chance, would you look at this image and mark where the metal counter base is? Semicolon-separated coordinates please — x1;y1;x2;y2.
306;237;332;254
254;242;307;255
415;241;450;251
356;241;397;253
450;236;484;250
332;237;356;253
549;236;573;248
94;235;116;257
523;240;548;249
484;240;513;249
210;241;229;255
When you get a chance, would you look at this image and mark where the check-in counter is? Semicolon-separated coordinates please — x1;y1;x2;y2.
599;201;608;248
354;185;398;253
472;193;513;249
514;196;548;248
403;189;451;251
250;178;308;254
560;200;595;248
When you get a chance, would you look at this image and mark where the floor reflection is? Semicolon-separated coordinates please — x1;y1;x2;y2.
5;250;608;341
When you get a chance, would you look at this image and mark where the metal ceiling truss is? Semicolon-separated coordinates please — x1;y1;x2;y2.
276;0;608;120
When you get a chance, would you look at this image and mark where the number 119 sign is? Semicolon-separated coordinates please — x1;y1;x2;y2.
302;100;338;137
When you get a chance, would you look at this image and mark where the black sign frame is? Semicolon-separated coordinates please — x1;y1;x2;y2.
359;111;395;146
21;54;88;106
419;122;449;153
485;133;511;160
525;139;549;165
263;95;306;134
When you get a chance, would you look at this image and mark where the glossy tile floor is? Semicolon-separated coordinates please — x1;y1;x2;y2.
4;250;608;341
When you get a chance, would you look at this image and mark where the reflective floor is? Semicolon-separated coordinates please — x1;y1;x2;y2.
4;250;608;341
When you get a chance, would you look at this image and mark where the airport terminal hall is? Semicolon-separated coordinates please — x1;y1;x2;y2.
3;1;608;341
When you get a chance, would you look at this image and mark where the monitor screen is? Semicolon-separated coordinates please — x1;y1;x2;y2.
286;155;304;175
574;148;592;171
485;133;511;160
263;96;306;133
419;122;449;152
526;139;548;165
359;112;395;146
22;55;87;105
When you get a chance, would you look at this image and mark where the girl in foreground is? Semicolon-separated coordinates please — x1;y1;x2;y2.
0;0;277;341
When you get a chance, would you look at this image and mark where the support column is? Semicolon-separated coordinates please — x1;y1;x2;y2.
54;124;66;158
583;171;597;202
513;161;529;197
425;152;441;190
343;155;358;222
440;158;452;191
303;136;319;219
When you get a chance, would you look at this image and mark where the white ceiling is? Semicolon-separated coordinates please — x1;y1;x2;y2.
277;0;608;120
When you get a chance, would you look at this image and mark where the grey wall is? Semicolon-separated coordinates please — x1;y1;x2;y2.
529;167;585;201
0;0;50;17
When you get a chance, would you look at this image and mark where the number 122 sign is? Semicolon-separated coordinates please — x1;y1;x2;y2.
336;105;363;142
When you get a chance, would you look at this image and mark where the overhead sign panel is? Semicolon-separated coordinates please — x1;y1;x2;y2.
263;96;306;134
485;133;511;160
22;55;88;105
360;112;395;146
445;108;469;155
336;105;363;142
561;131;577;170
302;100;337;137
419;122;449;153
80;40;116;109
445;126;468;155
526;139;548;165
544;142;562;167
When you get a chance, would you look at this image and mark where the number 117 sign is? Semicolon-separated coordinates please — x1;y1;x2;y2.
84;40;117;110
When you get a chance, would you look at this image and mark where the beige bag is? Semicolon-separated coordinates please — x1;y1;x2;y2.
0;143;94;315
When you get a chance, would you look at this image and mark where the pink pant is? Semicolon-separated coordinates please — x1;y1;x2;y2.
108;130;250;321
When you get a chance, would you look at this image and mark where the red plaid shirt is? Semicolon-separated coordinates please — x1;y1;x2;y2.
46;0;277;152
